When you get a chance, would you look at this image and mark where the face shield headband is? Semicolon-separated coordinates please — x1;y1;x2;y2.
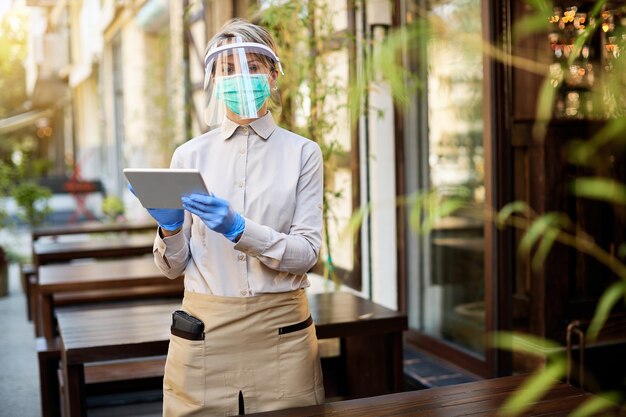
203;40;284;127
203;41;284;90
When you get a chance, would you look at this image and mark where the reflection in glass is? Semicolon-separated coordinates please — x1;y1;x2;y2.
418;0;486;356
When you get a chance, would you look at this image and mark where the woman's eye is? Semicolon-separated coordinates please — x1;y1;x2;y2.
249;65;258;72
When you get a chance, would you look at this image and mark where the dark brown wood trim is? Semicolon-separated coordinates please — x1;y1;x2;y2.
392;0;407;314
483;0;514;377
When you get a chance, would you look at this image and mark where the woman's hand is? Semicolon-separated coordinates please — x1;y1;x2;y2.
182;194;245;241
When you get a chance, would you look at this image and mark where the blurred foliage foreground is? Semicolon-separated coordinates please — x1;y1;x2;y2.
346;0;625;415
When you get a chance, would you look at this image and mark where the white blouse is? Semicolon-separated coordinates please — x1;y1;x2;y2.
153;112;323;297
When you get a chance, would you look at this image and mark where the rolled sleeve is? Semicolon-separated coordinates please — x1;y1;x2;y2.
234;218;271;256
153;227;190;279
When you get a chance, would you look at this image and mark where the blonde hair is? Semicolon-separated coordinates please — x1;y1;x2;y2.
205;18;278;73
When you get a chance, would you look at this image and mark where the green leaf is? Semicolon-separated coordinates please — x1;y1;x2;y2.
513;13;552;39
589;0;609;19
587;281;626;342
497;201;530;228
571;177;626;205
567;118;626;166
490;331;563;357
567;21;596;67
343;204;370;241
532;227;558;271
499;360;567;416
421;198;465;234
518;213;568;256
569;391;622;417
533;77;556;141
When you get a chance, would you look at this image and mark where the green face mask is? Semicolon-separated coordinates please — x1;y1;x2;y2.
215;74;271;118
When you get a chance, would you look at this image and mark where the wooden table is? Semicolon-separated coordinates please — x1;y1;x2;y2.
56;292;408;416
32;233;155;266
246;374;626;416
31;219;157;241
37;256;182;339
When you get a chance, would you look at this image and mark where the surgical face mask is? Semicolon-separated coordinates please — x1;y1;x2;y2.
215;74;271;117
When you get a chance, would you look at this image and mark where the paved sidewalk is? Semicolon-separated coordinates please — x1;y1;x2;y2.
0;263;41;417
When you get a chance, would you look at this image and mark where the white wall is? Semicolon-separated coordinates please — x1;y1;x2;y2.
365;7;397;310
368;79;397;310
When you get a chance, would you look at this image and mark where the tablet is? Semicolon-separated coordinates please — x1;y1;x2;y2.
123;168;210;209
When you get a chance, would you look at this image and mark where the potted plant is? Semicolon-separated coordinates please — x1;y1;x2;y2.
11;181;52;227
102;195;126;223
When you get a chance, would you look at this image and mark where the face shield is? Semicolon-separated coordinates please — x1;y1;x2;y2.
203;37;284;128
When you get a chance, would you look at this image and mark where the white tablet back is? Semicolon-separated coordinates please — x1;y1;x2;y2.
124;168;210;209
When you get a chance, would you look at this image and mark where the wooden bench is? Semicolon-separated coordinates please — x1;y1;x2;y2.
34;255;179;338
32;234;155;267
28;230;155;327
38;339;165;417
245;374;625;416
53;284;183;306
31;219;157;242
20;263;37;321
54;292;407;416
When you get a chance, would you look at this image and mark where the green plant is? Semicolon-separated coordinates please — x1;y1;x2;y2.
339;0;625;413
255;0;353;289
102;195;125;222
11;181;52;226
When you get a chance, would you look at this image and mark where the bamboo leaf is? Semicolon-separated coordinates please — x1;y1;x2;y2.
518;213;565;256
409;196;424;233
569;391;622;417
343;204;370;241
513;13;551;39
490;331;563;357
531;227;558;271
589;0;609;19
499;360;566;416
533;76;556;141
587;281;626;342
497;201;530;228
567;118;626;165
421;198;465;234
567;21;596;67
572;177;626;205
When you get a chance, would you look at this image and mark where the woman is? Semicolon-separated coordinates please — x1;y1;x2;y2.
138;18;325;416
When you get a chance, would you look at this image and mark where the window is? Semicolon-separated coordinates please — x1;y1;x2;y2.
405;0;486;357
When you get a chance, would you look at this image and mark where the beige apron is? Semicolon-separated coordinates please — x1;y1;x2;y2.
163;289;325;416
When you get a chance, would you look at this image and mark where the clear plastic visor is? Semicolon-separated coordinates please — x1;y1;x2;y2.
203;38;283;128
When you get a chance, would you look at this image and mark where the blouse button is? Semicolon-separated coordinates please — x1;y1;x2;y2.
238;253;245;261
242;127;249;134
239;147;246;154
237;181;244;188
240;290;248;296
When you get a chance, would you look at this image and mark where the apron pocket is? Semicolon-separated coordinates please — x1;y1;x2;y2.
163;334;206;406
277;324;318;398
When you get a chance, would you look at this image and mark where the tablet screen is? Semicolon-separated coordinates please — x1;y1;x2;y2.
124;168;210;209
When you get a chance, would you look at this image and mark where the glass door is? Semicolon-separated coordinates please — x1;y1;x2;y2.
404;0;488;363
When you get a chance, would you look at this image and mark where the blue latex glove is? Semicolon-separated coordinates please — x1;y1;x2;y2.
127;183;184;231
182;193;245;241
